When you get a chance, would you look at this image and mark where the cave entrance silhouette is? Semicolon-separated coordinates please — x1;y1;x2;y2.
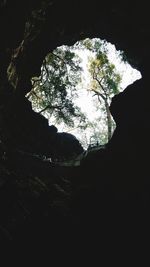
27;38;141;163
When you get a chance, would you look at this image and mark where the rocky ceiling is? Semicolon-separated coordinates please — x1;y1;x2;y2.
0;0;149;93
0;0;150;255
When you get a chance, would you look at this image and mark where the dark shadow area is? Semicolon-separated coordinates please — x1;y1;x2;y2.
0;0;150;262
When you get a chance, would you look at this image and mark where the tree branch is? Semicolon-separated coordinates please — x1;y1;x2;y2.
39;104;62;114
91;88;106;101
26;89;42;100
92;72;106;93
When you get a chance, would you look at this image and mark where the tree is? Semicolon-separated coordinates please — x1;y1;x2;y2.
27;38;123;147
27;46;86;127
83;39;122;142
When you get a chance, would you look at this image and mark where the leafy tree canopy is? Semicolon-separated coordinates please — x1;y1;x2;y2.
27;46;86;127
27;38;139;149
75;38;122;142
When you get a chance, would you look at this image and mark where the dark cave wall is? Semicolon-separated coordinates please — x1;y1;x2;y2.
0;0;149;94
0;0;150;254
0;0;149;153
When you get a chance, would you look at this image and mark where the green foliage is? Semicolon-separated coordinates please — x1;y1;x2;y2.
79;38;122;142
28;46;85;127
77;38;121;99
28;38;124;147
79;38;105;53
88;51;121;100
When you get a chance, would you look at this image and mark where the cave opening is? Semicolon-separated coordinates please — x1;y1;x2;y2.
26;38;141;162
0;0;149;252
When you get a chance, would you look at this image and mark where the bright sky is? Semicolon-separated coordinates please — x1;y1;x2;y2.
51;39;142;148
74;44;141;122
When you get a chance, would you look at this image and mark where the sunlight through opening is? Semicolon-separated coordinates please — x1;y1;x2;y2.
26;38;142;150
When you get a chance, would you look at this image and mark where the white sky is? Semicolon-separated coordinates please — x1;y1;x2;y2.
73;43;141;122
51;40;142;148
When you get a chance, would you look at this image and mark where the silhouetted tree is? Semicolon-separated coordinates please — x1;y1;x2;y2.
27;46;86;127
80;39;121;142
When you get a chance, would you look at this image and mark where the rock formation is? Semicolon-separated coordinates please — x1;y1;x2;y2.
0;0;150;261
